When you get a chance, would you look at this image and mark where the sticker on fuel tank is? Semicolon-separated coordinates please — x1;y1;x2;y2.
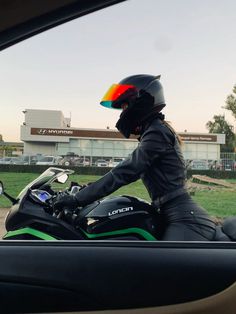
108;206;134;216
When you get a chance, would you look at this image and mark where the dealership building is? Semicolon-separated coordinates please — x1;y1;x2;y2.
20;109;225;162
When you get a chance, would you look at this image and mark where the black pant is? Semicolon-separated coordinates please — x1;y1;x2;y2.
159;193;216;241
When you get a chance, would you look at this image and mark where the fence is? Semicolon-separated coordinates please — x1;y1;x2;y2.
1;151;236;171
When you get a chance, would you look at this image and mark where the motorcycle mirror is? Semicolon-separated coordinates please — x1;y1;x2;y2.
0;181;4;195
56;173;68;184
0;181;18;204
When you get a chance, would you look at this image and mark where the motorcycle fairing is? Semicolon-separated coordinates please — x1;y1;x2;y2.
79;226;157;241
3;227;57;240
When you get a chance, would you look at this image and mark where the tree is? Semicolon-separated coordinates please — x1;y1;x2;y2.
223;84;236;119
206;114;235;152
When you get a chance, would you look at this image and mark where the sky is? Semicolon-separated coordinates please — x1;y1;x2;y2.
0;0;236;142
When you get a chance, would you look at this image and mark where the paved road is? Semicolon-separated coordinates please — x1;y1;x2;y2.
0;208;8;238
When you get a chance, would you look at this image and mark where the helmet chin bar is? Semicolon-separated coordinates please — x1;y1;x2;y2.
115;117;132;138
115;90;156;138
115;100;147;138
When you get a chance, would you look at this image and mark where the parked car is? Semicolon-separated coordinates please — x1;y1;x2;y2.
61;156;79;166
95;159;108;167
189;159;209;170
220;159;235;171
69;157;90;167
80;158;90;166
0;157;20;164
61;156;90;167
109;158;125;167
36;156;63;166
16;155;43;165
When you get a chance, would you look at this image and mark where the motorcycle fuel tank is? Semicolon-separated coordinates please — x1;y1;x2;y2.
76;195;160;241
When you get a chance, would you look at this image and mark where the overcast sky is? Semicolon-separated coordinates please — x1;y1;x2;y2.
0;0;236;141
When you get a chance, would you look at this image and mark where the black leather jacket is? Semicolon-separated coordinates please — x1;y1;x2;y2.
75;118;187;207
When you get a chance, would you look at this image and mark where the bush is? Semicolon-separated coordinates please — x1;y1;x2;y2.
1;165;236;179
0;165;111;175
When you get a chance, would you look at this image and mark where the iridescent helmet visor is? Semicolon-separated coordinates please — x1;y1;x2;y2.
100;84;138;109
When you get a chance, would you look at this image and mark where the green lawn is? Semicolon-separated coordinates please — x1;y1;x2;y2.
0;172;236;218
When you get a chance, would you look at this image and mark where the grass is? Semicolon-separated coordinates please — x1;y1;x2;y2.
192;190;236;218
0;172;236;218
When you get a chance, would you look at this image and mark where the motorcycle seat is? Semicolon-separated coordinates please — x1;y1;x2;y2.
214;226;231;241
222;216;236;241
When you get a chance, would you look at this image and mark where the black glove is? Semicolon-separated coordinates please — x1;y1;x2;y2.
80;182;93;190
53;194;79;212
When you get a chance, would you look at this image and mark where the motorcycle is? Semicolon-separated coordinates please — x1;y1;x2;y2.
1;167;235;241
0;167;161;240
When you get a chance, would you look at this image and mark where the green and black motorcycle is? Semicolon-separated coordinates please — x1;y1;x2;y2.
0;167;161;241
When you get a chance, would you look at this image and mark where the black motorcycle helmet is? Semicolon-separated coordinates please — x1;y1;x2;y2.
100;74;166;138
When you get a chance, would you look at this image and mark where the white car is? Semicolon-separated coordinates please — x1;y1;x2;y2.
190;159;209;170
95;159;108;167
36;156;62;166
108;158;125;167
0;157;20;164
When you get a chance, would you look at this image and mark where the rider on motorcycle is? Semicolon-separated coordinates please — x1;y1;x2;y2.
54;74;216;241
